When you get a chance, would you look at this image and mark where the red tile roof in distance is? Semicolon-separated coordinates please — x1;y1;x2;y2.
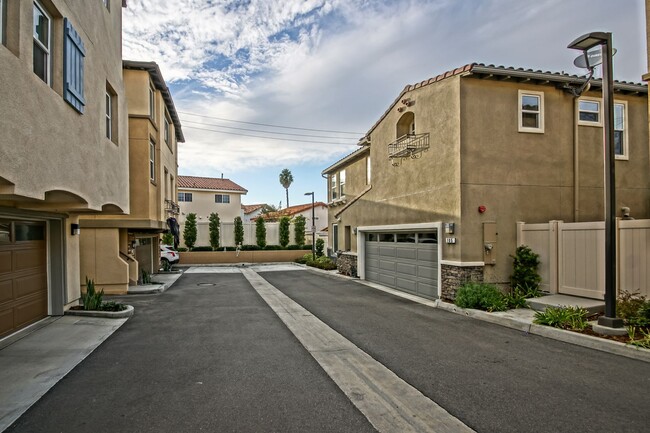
178;175;248;193
241;204;265;214
260;202;327;220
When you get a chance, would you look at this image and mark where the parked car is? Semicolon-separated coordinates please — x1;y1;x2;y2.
160;244;179;267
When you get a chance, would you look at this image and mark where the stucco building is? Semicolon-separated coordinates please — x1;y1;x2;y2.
0;1;128;338
79;61;184;294
323;63;648;301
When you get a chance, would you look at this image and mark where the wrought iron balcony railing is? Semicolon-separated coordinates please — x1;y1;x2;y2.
165;199;180;215
388;133;430;166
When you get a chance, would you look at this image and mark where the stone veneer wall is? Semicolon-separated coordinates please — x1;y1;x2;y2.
441;264;484;301
337;252;358;278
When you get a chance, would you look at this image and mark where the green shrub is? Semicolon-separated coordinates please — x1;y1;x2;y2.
209;212;220;250
234;216;244;246
264;244;282;250
190;246;213;251
161;259;173;272
161;232;174;246
628;327;650;349
183;213;197;250
511;245;542;292
241;244;261;251
295;253;312;264
293;215;306;246
504;285;541;309
286;244;309;250
279;216;290;247
177;247;188;252
315;238;325;257
141;269;152;284
617;290;650;326
312;256;336;270
454;282;508;312
533;306;589;330
81;278;104;311
255;218;267;248
100;301;126;312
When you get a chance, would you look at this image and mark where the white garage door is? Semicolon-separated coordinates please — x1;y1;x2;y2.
365;231;438;299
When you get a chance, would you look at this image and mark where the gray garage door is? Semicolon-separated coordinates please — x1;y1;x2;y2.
365;231;438;299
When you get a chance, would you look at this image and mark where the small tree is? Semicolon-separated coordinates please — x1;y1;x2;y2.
293;215;306;246
161;232;174;246
234;216;244;246
255;218;267;248
209;212;220;250
279;216;290;247
511;245;542;291
315;238;325;257
183;213;197;250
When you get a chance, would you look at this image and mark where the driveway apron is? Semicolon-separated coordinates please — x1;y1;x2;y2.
7;271;375;433
259;269;650;433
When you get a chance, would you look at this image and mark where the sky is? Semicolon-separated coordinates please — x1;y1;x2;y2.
122;0;646;207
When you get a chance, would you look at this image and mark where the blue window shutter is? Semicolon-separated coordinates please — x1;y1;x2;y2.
63;18;86;113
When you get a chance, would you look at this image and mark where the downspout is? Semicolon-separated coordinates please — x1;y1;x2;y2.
573;97;580;222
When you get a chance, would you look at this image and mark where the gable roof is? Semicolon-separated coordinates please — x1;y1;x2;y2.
360;62;647;141
178;175;248;193
259;202;327;220
242;204;266;214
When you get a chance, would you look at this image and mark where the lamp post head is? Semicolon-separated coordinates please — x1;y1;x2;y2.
567;32;610;51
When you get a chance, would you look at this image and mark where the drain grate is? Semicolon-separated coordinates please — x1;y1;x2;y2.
197;283;216;287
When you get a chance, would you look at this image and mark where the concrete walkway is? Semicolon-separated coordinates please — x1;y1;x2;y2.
0;316;128;431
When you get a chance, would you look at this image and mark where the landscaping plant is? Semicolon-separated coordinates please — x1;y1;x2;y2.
454;282;508;312
315;238;325;257
533;306;589;330
183;213;197;250
81;278;104;311
161;232;174;246
293;215;306;246
234;216;244;246
279;216;290;247
209;212;220;250
141;269;152;284
256;217;267;248
510;245;542;293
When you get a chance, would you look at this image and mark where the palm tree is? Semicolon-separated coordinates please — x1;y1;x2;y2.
279;168;293;208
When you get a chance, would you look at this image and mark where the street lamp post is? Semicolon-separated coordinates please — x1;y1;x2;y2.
568;32;623;331
304;192;315;260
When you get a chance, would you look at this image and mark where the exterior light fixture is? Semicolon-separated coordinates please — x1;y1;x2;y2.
71;223;80;236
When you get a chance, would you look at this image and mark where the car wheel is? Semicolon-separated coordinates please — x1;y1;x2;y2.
160;258;169;269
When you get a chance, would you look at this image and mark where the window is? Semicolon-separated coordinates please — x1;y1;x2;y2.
330;174;337;201
1;0;6;46
378;233;394;242
614;101;628;159
178;192;192;202
366;156;371;185
215;194;230;204
339;170;346;197
367;233;378;242
164;116;170;144
518;90;544;133
105;92;112;139
63;18;86;113
418;232;437;243
578;98;601;126
332;224;339;252
33;2;51;84
149;86;155;119
103;0;110;10
149;139;155;181
396;233;416;243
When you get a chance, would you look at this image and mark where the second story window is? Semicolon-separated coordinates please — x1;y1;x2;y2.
518;90;544;133
105;92;112;139
33;1;51;85
103;0;110;10
366;156;371;185
149;86;155;119
149;139;155;181
578;98;601;126
330;174;337;201
1;0;7;46
339;170;346;197
178;192;192;202
614;101;628;159
215;194;230;204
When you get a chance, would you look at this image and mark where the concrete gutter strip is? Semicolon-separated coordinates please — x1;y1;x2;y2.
242;268;475;433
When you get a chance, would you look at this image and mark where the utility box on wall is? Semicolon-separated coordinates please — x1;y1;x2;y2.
483;222;497;265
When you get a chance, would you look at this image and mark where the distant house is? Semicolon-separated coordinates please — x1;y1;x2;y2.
322;63;648;301
177;175;247;247
242;204;266;223
258;202;328;242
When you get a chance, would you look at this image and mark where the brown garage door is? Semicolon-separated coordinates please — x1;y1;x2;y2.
0;220;48;339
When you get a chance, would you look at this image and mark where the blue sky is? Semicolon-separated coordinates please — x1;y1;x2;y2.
122;0;646;207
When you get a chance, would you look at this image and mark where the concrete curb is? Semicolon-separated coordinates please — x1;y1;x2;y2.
64;305;134;319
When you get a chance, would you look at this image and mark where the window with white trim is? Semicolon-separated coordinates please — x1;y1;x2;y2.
518;90;544;133
330;173;337;201
578;98;601;126
178;192;192;202
339;170;346;197
149;139;155;181
105;92;112;140
33;1;51;84
614;101;628;159
215;194;230;204
1;0;6;46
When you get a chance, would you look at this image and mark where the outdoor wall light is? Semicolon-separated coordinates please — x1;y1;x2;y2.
71;223;80;236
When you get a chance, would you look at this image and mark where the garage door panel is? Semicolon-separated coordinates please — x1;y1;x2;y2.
417;281;437;297
396;277;417;293
14;247;46;272
366;257;379;269
15;273;47;298
396;262;416;275
14;295;47;328
0;309;13;338
378;273;396;287
396;248;416;260
0;279;12;304
379;259;396;272
417;249;437;261
417;265;437;279
366;244;379;255
379;246;396;257
0;251;11;275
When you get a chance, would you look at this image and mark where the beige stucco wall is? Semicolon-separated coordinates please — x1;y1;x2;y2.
327;77;462;256
178;189;245;223
79;228;129;294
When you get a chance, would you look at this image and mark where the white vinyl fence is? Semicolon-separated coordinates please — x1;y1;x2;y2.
517;219;650;300
180;221;309;248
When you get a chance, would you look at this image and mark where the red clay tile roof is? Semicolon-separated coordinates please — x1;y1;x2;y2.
241;204;266;214
178;175;247;193
259;202;327;220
